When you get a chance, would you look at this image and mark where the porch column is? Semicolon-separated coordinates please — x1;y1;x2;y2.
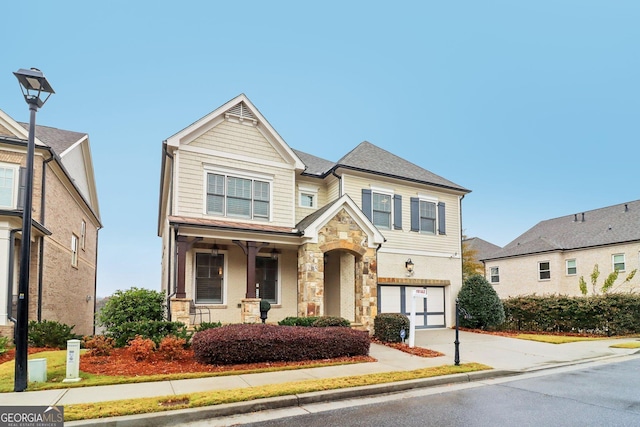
233;240;267;298
175;236;201;299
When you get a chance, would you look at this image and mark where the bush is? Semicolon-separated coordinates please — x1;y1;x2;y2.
373;313;410;342
312;316;351;327
98;287;166;339
0;336;9;354
158;336;188;361
28;320;80;348
126;335;156;361
192;324;369;365
83;335;116;356
457;275;505;329
110;320;190;347
193;321;223;333
278;316;319;327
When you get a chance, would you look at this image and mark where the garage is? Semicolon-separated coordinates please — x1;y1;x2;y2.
378;285;446;328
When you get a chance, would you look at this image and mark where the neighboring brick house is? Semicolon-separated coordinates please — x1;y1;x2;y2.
0;109;101;337
158;94;470;331
483;200;640;298
462;237;501;276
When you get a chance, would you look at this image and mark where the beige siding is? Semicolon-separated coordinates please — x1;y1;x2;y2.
175;146;296;227
342;172;461;254
294;178;328;224
487;242;640;298
191;120;284;163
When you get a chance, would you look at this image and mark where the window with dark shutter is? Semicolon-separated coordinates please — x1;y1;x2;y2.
438;202;446;235
410;197;419;231
16;167;26;210
361;189;372;221
393;194;402;230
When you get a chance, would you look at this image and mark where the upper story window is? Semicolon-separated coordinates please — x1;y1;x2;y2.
410;195;446;235
0;164;19;209
71;234;79;268
613;254;625;271
81;220;86;250
298;184;318;208
490;267;500;283
566;259;577;275
373;193;392;229
419;200;436;234
206;171;271;220
539;261;550;280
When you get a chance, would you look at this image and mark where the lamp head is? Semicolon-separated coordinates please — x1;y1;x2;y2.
13;68;55;108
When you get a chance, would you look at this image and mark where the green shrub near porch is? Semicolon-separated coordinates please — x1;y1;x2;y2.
373;313;410;343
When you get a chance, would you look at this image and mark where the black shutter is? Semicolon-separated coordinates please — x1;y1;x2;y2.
410;197;419;232
393;194;402;230
438;202;446;235
362;189;372;221
17;167;26;210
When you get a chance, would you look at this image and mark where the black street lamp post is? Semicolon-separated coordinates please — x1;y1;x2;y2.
12;68;54;392
454;298;471;366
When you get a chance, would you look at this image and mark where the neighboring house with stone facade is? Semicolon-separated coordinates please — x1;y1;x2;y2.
158;94;470;332
0;109;101;337
483;200;640;298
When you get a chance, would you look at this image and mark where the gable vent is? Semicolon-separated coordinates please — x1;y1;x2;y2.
224;102;257;125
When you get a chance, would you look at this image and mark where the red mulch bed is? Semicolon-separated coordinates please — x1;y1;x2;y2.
80;348;376;376
371;338;444;357
0;347;51;365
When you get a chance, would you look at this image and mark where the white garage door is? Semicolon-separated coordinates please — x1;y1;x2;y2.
378;285;446;328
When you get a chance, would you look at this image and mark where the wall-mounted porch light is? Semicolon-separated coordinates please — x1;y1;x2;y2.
270;247;279;260
405;258;415;276
211;243;220;256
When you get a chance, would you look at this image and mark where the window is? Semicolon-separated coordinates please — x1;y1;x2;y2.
256;256;278;303
0;165;17;208
195;252;224;304
373;193;392;229
566;259;577;275
419;200;436;234
490;267;500;283
613;254;625;271
206;172;270;220
298;185;318;208
71;234;79;267
81;220;86;250
539;261;550;280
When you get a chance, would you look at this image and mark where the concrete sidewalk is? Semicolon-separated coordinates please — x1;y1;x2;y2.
3;329;639;426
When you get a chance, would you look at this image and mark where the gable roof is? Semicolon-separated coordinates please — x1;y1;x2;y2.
18;122;86;155
484;200;640;260
464;237;501;261
296;141;469;193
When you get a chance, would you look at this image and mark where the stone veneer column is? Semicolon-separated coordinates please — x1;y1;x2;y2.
297;244;324;317
241;298;261;323
170;298;191;328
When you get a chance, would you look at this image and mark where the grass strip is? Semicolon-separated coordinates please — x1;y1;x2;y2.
514;334;605;344
63;363;491;421
609;341;640;349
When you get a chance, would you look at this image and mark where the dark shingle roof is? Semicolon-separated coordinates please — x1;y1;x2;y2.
464;237;502;261
484;200;640;260
18;122;86;155
294;141;469;193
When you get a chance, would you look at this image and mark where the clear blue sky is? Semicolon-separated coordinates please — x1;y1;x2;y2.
2;1;638;297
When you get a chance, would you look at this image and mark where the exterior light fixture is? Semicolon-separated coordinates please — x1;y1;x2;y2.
270;247;279;260
405;258;415;274
211;243;220;256
13;68;55;392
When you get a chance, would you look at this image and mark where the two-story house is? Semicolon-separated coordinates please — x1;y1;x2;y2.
483;200;640;298
0;109;101;337
158;94;469;331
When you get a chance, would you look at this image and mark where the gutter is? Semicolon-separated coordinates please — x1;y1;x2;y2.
37;154;56;322
331;170;343;197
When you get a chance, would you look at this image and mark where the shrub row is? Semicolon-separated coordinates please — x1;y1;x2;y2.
498;293;640;335
28;320;81;348
192;324;369;365
277;316;350;327
106;320;190;347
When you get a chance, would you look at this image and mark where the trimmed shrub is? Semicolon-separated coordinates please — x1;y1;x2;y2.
457;274;505;329
373;313;410;343
107;320;189;347
0;336;9;354
28;320;81;348
278;316;319;327
127;335;156;361
83;335;116;356
312;316;351;327
192;324;369;365
158;336;188;361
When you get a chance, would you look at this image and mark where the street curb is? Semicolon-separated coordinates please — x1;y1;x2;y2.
65;369;517;427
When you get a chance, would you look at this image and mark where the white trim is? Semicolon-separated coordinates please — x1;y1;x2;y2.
203;164;273;182
417;193;439;203
183;144;295;171
612;253;626;272
71;234;79;268
59;134;89;158
203;168;274;221
298;184;319;209
377;247;458;258
80;220;86;251
370;185;394;195
0;162;20;209
256;253;281;304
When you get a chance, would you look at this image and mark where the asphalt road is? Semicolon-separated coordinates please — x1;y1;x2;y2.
192;356;640;427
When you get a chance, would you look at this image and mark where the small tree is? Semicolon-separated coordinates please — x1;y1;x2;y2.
462;238;484;280
98;287;166;343
457;274;505;329
579;264;638;295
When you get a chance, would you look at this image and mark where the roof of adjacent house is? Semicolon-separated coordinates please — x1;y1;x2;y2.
295;141;469;193
464;237;502;261
18;122;86;155
483;200;640;260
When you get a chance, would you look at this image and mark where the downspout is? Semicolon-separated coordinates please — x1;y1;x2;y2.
7;229;21;329
37;155;55;322
163;145;176;319
92;231;99;335
331;169;342;197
